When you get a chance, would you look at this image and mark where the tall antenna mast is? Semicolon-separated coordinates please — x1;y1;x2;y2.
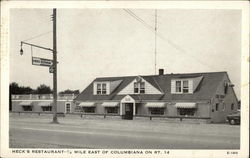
154;9;157;75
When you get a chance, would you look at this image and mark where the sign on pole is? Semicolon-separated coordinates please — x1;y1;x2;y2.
32;57;53;67
49;65;54;73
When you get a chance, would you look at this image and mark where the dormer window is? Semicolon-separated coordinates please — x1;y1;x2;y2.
97;84;101;94
183;80;189;93
173;80;189;93
102;84;107;94
134;83;139;93
176;80;189;93
96;83;107;95
176;81;181;92
134;82;145;94
140;82;145;93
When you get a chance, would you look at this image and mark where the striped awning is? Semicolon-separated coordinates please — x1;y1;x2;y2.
175;103;197;108
101;102;119;107
145;102;166;108
20;101;33;106
79;102;96;107
38;101;52;106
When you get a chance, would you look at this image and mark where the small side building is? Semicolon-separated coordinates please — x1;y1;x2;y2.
11;94;76;114
74;70;239;123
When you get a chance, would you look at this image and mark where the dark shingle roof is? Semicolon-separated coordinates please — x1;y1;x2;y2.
74;71;227;102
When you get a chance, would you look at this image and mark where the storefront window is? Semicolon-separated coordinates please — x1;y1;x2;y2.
178;108;195;116
106;107;118;114
22;106;32;111
150;108;165;115
83;107;95;113
42;106;52;111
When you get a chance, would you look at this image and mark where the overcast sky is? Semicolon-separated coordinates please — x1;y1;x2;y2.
10;9;241;98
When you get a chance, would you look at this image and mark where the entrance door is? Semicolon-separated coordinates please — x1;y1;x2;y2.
65;103;71;113
123;103;133;120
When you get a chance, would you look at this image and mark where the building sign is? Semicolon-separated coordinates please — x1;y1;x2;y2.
32;57;53;67
121;95;135;103
125;98;131;101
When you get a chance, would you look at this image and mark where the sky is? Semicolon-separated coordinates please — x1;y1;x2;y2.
10;9;241;98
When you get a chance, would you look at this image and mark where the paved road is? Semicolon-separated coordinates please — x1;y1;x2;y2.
9;115;240;149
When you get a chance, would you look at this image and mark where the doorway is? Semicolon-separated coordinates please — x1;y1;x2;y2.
123;103;133;120
65;102;71;113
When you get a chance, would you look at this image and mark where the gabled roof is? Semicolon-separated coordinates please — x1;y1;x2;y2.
74;71;228;102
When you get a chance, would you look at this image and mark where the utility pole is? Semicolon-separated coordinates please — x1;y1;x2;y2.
154;9;157;75
19;8;59;124
52;8;58;124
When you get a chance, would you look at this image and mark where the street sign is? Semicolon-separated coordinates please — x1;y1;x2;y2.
49;65;54;73
32;57;53;67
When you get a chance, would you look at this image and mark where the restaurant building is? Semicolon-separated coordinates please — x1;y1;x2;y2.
74;70;239;123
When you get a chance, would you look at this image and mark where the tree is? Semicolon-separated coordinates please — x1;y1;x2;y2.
9;82;34;111
9;82;33;94
35;84;52;94
10;82;19;94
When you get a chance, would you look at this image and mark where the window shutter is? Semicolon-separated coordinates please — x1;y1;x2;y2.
171;80;176;93
106;82;110;94
188;80;193;93
93;83;97;95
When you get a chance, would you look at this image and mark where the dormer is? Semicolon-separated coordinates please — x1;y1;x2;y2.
171;76;203;94
93;80;122;95
93;82;109;95
118;76;162;95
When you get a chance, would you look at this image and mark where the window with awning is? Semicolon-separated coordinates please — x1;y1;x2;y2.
79;102;96;113
42;106;52;111
79;102;96;107
37;102;53;111
145;102;166;108
149;108;165;115
83;107;95;113
19;101;33;111
38;102;52;106
174;103;197;108
19;101;33;106
101;102;119;107
175;103;197;116
145;102;166;115
106;107;119;114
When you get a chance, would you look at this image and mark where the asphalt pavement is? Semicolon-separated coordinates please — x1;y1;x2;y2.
9;114;240;149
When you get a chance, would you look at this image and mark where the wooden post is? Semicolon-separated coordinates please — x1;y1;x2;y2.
52;8;58;124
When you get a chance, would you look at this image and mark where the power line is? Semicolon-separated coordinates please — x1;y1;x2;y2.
123;9;216;71
23;31;52;42
123;9;155;33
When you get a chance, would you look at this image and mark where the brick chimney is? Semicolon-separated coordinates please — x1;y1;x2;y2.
159;69;164;75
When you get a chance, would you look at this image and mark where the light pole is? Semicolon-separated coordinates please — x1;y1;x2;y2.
19;8;59;124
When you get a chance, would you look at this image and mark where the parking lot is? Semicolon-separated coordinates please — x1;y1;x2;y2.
9;113;240;149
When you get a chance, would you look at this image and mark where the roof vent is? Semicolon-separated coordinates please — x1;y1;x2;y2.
159;69;164;75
